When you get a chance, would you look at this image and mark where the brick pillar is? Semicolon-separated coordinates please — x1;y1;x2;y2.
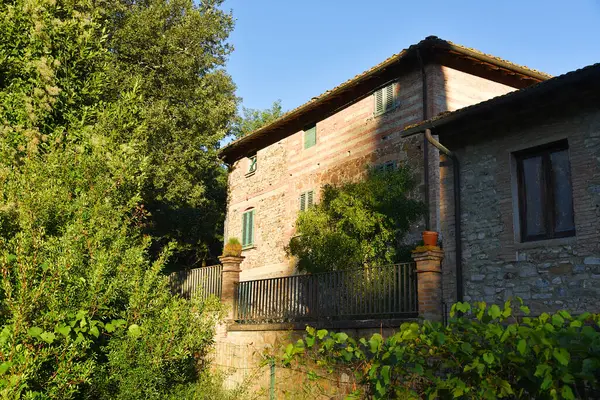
218;256;244;321
412;246;444;322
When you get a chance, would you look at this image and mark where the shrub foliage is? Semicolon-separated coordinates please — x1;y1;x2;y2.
0;0;235;398
281;300;600;399
286;166;425;273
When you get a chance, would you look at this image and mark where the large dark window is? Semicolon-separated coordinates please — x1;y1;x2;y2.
516;140;575;242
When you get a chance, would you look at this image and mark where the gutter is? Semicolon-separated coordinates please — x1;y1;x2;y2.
424;128;463;302
417;49;430;231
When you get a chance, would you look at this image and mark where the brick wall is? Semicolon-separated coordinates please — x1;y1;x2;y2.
225;63;522;280
439;107;600;314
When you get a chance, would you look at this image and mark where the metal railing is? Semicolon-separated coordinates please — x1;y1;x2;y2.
169;264;223;300
234;263;417;324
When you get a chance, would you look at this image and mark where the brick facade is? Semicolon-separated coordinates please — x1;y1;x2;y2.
225;65;516;280
438;106;600;314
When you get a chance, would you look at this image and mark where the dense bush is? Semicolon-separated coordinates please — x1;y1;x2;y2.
281;300;600;399
286;166;425;273
0;0;238;398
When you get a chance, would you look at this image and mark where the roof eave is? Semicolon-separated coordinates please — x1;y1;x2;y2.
220;36;552;163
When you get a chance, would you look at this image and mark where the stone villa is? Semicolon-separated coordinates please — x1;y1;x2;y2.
219;36;600;315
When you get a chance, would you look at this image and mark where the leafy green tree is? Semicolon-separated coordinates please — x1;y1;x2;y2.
287;166;425;273
102;0;238;270
0;0;237;398
232;100;285;138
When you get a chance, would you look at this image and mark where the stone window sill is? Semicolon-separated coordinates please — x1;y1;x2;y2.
514;236;576;250
242;245;256;251
245;171;256;178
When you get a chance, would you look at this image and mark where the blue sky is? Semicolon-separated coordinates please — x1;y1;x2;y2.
221;0;600;113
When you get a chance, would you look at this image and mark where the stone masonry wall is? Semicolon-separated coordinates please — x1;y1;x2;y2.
225;63;522;281
439;107;600;314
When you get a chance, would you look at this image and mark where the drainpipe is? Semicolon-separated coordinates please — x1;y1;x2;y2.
417;50;430;231
424;128;463;302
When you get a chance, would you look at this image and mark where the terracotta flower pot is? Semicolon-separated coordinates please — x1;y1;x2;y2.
422;231;439;247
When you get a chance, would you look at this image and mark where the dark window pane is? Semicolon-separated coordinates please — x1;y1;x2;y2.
551;150;575;233
522;155;546;237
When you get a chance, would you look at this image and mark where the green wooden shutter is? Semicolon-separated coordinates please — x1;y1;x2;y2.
304;126;316;149
248;210;254;246
385;83;395;110
375;82;398;115
307;190;314;208
299;192;306;211
242;212;248;247
242;209;255;247
248;156;257;173
374;89;384;115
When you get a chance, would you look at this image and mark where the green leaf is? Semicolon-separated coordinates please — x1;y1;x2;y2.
517;339;527;356
482;352;494;365
519;305;530;315
460;342;473;355
452;386;464;398
27;327;43;338
376;379;385;396
0;362;12;375
535;364;551;378
335;332;348;343
413;363;424;375
89;326;100;338
456;302;471;313
381;365;391;385
436;332;445;345
561;385;575;400
499;379;513;396
285;344;293;356
127;324;141;339
488;304;501;319
541;375;553;390
76;310;87;321
569;320;582;328
56;325;71;337
105;323;115;333
551;314;564;327
369;334;383;354
40;332;55;344
553;348;570;366
316;329;328;340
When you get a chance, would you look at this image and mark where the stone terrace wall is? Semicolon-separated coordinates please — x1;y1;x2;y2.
439;107;600;314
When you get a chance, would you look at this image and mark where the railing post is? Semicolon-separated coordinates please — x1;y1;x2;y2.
218;256;244;321
412;245;444;322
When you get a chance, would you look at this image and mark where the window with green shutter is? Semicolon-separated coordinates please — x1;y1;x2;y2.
242;209;255;248
299;190;314;211
304;125;316;149
247;155;257;174
374;82;399;116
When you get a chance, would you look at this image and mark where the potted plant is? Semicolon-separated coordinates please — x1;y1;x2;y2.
222;237;243;257
422;231;439;247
